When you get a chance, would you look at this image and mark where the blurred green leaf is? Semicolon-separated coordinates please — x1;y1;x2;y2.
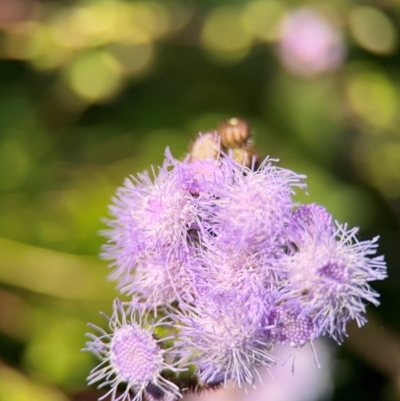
0;365;69;401
0;238;116;301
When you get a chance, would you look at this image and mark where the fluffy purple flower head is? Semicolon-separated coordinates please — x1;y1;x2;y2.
120;249;206;309
174;293;275;388
101;156;195;265
281;220;387;342
204;155;306;252
101;150;211;307
85;300;182;401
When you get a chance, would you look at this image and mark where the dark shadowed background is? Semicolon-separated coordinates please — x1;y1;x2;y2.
0;0;399;400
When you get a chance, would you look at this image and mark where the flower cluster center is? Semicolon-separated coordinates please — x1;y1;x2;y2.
110;324;161;383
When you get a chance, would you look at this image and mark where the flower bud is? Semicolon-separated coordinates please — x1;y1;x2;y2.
217;118;251;148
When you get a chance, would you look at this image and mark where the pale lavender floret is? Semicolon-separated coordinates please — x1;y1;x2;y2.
85;299;182;401
281;221;387;342
174;292;275;388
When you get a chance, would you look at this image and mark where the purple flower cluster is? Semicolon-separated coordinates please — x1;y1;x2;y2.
86;122;386;401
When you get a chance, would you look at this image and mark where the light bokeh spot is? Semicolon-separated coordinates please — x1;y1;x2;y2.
367;141;400;198
66;50;122;102
201;6;253;63
0;366;68;401
349;6;397;55
110;42;154;76
347;68;397;128
243;0;287;42
29;24;72;70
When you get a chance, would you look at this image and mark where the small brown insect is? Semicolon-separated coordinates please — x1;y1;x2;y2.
217;117;251;148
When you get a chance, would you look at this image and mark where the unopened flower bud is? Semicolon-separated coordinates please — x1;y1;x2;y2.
217;118;251;148
190;132;220;161
231;146;259;168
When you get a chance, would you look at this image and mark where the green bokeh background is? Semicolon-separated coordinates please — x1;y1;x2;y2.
0;0;399;400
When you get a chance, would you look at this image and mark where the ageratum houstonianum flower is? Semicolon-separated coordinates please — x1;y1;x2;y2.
282;203;387;342
88;122;387;400
101;150;206;308
85;300;182;401
174;292;275;388
203;156;306;253
101;153;195;273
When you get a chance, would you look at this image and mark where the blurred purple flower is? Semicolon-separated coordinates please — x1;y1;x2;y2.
277;8;345;77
